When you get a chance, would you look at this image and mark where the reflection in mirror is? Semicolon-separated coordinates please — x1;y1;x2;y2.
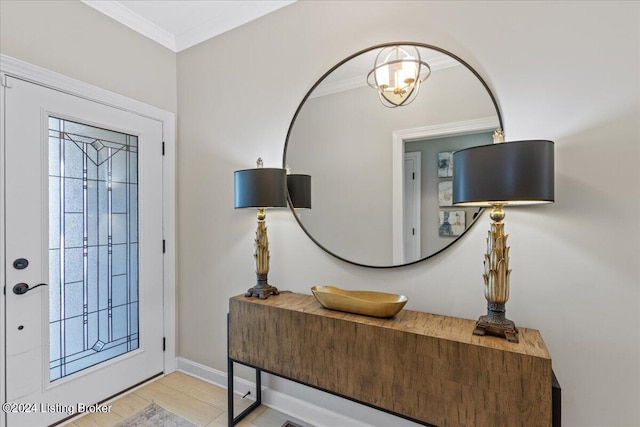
284;43;502;267
402;132;491;263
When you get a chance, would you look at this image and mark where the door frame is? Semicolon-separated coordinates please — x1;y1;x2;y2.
0;55;176;427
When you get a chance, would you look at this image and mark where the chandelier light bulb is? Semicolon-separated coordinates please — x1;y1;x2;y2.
367;45;431;108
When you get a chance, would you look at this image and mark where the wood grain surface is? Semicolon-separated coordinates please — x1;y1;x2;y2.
229;292;552;427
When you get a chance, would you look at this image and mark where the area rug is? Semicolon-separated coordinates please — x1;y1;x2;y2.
115;402;197;427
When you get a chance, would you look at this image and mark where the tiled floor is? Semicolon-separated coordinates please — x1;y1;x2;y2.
65;371;307;427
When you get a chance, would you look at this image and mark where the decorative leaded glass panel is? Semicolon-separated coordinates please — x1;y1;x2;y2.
49;117;139;381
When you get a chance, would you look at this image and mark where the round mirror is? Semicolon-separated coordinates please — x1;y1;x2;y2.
283;42;503;268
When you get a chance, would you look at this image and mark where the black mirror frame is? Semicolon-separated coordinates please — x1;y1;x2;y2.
283;41;504;268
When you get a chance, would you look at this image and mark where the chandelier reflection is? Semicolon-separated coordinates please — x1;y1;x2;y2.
366;45;431;108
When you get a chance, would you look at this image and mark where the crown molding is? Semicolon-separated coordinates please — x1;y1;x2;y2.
174;1;296;52
82;0;177;51
82;1;296;53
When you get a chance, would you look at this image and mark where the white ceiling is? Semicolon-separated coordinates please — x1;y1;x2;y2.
82;0;297;52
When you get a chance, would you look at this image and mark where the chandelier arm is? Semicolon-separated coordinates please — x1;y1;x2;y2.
400;81;420;106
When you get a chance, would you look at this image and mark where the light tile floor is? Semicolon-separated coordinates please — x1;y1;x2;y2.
65;371;308;427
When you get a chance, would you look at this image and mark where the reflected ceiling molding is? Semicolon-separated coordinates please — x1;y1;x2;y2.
310;55;460;99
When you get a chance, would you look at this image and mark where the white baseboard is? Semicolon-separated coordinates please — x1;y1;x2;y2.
176;357;256;398
176;357;389;427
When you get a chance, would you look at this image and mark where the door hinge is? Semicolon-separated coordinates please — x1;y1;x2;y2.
163;240;166;253
163;337;166;352
412;172;415;180
162;141;165;156
1;75;11;88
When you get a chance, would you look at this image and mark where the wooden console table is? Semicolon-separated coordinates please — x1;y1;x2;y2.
228;292;558;427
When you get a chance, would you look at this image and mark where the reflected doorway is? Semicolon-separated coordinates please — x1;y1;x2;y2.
392;118;498;263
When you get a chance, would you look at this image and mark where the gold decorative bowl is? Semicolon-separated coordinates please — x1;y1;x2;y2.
310;285;408;318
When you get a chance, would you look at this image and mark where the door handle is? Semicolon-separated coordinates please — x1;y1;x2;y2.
13;282;48;295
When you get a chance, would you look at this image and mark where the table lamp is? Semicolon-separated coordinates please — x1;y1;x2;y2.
234;158;287;299
452;135;554;343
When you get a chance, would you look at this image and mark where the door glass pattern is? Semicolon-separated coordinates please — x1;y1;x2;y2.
49;117;139;381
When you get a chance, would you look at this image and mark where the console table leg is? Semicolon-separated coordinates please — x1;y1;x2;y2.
228;313;263;426
228;364;262;426
255;367;262;404
227;355;234;427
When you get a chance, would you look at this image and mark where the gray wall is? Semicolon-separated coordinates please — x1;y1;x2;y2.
177;2;639;426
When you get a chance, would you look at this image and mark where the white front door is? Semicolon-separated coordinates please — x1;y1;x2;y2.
3;76;164;426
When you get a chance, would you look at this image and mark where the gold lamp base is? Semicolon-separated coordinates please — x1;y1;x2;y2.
245;209;279;300
473;204;520;343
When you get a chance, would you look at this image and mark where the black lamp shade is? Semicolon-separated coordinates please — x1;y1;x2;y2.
234;168;287;208
452;140;554;206
287;174;312;209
